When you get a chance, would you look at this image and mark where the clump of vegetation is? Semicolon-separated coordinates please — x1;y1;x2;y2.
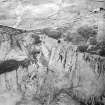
87;37;97;46
63;32;74;42
77;25;98;41
43;28;62;40
75;25;99;54
64;32;85;45
32;35;42;45
77;45;88;52
94;41;105;56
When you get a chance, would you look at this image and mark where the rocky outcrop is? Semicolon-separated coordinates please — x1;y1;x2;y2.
48;44;105;100
0;25;105;105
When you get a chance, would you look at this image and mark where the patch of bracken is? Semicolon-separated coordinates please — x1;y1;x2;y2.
77;45;88;52
77;25;98;41
87;37;97;45
88;41;105;57
77;39;105;57
64;32;85;45
32;35;42;45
